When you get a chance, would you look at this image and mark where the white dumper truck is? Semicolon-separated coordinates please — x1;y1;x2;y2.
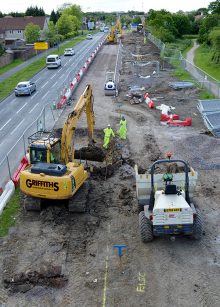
135;156;203;242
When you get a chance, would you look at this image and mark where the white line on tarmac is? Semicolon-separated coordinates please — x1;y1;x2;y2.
11;98;16;103
16;102;27;114
41;81;48;88
10;119;24;135
64;62;68;66
52;81;58;88
30;93;37;100
42;91;49;99
29;103;39;113
0;118;12;131
50;74;56;79
35;77;40;83
59;74;65;80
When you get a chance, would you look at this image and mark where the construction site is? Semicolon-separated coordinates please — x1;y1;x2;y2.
0;30;220;307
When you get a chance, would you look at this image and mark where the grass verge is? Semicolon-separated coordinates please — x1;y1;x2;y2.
0;58;24;75
194;45;220;82
0;188;20;237
0;36;87;101
169;58;216;99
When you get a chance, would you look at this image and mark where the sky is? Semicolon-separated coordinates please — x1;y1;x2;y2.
0;0;213;14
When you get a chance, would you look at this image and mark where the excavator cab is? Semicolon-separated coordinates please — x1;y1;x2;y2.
28;131;61;164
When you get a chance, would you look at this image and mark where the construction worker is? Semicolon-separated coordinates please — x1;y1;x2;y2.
119;116;127;140
103;124;115;149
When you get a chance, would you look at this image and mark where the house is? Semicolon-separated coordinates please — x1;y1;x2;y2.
0;16;49;45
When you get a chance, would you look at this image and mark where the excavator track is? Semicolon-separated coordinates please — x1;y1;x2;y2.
20;192;42;211
68;182;90;213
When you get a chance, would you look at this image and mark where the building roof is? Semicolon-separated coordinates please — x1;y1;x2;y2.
0;16;47;30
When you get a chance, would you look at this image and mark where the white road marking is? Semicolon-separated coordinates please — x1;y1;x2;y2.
41;81;48;88
50;74;56;79
35;77;40;83
29;103;39;113
16;102;27;114
10;119;24;135
11;98;16;103
42;91;49;99
64;62;68;66
0;118;12;131
30;93;37;99
52;81;58;87
59;74;65;80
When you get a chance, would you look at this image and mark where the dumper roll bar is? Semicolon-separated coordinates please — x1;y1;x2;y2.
149;159;190;210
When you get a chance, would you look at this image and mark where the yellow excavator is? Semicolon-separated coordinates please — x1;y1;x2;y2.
20;84;97;212
106;20;122;44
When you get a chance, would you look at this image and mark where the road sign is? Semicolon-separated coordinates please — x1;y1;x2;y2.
34;42;48;50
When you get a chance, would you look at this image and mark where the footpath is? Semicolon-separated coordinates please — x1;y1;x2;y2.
0;39;73;82
185;40;220;98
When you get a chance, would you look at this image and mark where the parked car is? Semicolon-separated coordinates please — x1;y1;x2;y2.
87;34;93;40
64;48;75;56
46;54;61;69
15;81;36;97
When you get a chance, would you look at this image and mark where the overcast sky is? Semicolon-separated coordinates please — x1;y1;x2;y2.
1;0;212;14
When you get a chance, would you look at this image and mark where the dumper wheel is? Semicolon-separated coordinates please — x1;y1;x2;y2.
68;182;89;213
24;196;42;211
190;209;203;240
139;211;153;242
138;199;150;213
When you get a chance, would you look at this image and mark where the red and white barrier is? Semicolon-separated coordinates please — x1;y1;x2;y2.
144;93;155;108
56;38;105;109
0;180;15;215
167;118;192;126
160;113;179;121
12;156;29;186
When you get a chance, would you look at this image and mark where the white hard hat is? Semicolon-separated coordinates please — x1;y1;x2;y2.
108;124;111;127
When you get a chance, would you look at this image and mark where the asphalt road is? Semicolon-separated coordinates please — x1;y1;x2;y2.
0;32;105;188
0;37;75;82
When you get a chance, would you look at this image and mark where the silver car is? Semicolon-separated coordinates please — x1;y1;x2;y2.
15;81;36;96
64;48;75;56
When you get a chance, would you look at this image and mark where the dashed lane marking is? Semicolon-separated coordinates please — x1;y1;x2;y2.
0;118;12;131
10;119;24;135
16;102;27;114
29;103;39;113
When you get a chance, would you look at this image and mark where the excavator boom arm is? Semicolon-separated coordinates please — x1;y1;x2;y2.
60;84;95;164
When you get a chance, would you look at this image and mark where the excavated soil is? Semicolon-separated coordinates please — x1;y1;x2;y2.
0;32;220;307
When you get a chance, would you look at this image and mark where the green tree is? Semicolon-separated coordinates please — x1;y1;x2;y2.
50;9;59;24
8;12;25;17
195;8;209;15
172;14;191;37
132;17;142;24
61;4;82;21
198;14;220;43
0;11;3;18
24;23;40;43
149;12;178;39
43;21;60;47
57;14;75;36
25;6;45;16
208;0;220;14
209;28;220;63
58;4;82;32
105;14;117;25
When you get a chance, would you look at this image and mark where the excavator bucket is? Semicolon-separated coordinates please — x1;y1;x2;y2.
74;145;106;162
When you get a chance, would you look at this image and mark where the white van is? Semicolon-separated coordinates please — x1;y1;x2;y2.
46;54;61;69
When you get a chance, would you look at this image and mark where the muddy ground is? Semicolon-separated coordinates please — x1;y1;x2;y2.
0;32;220;307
